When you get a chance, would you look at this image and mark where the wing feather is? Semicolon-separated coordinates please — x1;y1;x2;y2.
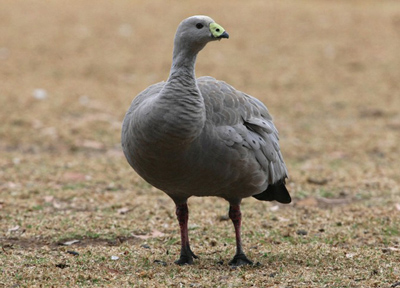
197;76;288;185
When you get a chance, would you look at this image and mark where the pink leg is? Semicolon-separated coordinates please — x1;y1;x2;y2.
228;204;253;266
174;203;198;265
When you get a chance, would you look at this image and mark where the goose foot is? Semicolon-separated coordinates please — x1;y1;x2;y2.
228;253;253;266
174;249;198;265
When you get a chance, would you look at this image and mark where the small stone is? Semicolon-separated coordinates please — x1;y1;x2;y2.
63;239;80;246
67;250;79;256
296;229;308;236
153;259;167;266
8;225;20;232
111;255;119;260
117;207;130;214
269;205;279;212
32;89;48;100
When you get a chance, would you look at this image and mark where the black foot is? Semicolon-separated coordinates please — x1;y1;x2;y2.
229;253;253;266
174;249;198;265
174;255;194;265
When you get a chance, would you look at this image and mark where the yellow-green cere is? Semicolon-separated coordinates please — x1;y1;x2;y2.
210;22;226;38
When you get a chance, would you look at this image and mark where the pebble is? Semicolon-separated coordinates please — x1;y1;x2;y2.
296;229;308;236
153;259;167;266
32;89;47;100
66;250;79;256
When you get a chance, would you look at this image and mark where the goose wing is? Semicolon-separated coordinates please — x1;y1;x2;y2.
198;76;288;190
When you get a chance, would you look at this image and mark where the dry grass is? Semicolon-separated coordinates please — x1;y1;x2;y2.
1;0;400;287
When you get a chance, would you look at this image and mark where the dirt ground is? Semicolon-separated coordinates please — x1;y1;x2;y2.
1;0;400;287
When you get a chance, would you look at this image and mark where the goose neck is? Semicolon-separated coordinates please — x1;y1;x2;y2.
168;47;198;83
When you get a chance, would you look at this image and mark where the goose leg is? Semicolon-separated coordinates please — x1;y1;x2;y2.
228;203;253;266
174;202;198;265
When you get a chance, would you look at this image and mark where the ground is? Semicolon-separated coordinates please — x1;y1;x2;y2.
1;0;400;287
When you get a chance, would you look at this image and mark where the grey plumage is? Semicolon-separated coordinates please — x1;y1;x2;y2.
121;15;291;265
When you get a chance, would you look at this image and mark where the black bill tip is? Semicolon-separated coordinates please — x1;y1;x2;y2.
218;31;229;39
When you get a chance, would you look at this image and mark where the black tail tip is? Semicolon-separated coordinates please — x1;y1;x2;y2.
252;183;291;204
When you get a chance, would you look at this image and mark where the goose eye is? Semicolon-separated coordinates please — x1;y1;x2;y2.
196;23;204;29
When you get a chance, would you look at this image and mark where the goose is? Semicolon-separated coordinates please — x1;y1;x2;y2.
121;15;291;266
